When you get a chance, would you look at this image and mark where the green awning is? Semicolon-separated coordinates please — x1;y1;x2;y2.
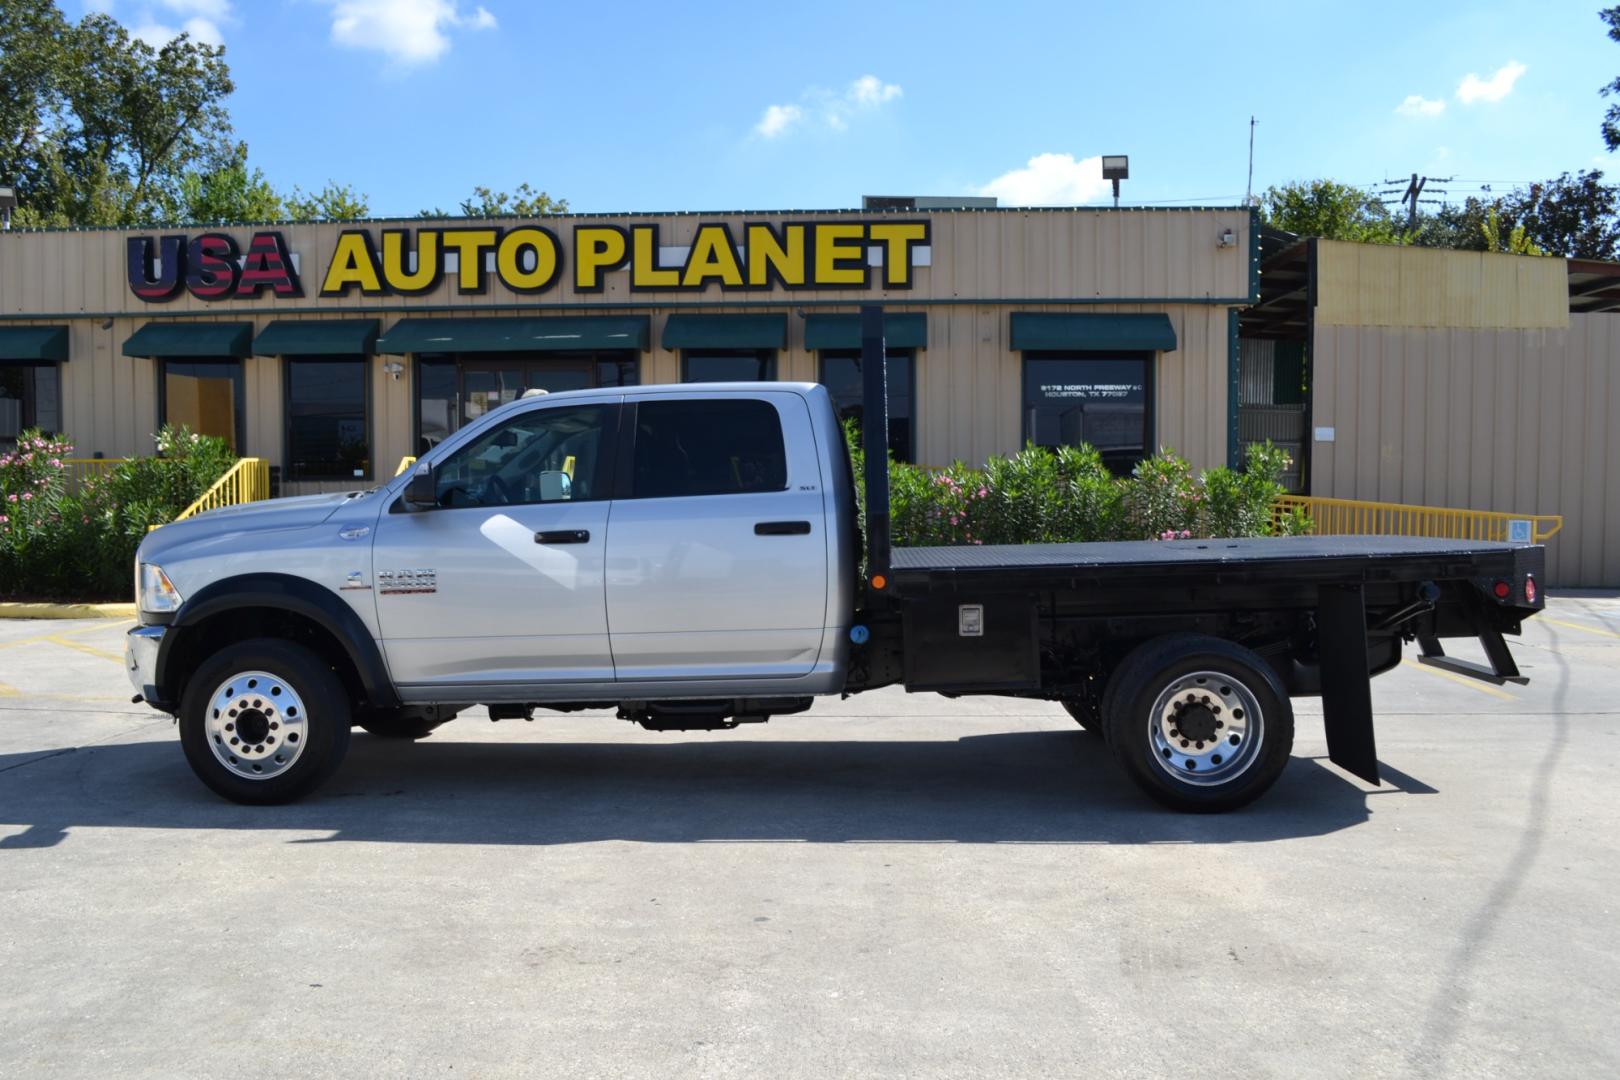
803;313;927;351
253;319;378;356
0;326;68;362
1009;313;1177;352
376;316;650;354
661;314;787;351
123;322;253;359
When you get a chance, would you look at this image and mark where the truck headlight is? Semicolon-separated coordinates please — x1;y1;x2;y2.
139;563;184;614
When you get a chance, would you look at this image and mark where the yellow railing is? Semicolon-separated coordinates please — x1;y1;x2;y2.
169;458;272;523
61;458;128;489
1275;495;1563;544
395;455;418;477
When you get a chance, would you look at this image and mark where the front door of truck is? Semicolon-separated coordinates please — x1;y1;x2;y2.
604;391;828;680
373;399;620;689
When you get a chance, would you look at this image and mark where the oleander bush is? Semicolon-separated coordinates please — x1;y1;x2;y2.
848;421;1305;549
0;427;235;601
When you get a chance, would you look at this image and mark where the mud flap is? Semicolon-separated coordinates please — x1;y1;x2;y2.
1317;584;1380;785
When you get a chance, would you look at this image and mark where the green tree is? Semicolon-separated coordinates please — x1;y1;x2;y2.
285;182;370;222
1260;179;1404;243
1603;7;1620;150
420;182;569;218
1499;170;1619;258
176;142;282;223
1480;207;1546;255
0;0;72;202
3;5;235;227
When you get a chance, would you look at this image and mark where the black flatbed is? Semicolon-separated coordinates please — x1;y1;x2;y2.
888;535;1532;590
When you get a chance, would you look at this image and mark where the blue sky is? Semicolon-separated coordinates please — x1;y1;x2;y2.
82;0;1620;216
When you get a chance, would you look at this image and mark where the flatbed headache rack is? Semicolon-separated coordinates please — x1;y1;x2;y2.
851;305;1543;790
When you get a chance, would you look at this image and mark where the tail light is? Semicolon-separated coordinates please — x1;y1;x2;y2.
1525;575;1537;604
1492;579;1511;600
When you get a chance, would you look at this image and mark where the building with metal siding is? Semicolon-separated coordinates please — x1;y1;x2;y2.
1243;236;1620;586
0;207;1256;492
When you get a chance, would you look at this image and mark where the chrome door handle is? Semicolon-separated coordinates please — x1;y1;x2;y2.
535;529;591;544
754;520;812;536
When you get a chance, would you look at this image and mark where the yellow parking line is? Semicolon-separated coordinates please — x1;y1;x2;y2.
1537;617;1620;640
0;681;19;697
46;635;125;663
1399;658;1517;700
0;622;128;651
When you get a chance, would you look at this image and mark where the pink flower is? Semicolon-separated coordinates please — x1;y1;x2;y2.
977;487;988;498
5;494;15;503
48;458;61;467
0;515;8;525
20;492;32;501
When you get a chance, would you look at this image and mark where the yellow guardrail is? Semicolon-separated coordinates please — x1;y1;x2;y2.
395;455;418;477
160;458;272;527
1275;494;1563;544
61;458;128;488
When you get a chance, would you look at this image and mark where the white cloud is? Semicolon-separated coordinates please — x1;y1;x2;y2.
1457;60;1526;104
326;1;499;65
1395;94;1445;118
976;152;1112;206
126;1;232;46
755;104;804;138
752;74;902;139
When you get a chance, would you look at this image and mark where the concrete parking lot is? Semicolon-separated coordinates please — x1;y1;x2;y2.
1;599;1617;1079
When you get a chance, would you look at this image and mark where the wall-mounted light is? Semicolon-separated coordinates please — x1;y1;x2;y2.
382;360;404;380
1218;228;1236;248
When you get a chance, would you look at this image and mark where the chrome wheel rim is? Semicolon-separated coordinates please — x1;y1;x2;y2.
204;671;308;781
1146;670;1263;787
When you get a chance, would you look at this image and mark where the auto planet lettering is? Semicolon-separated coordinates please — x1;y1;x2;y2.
319;220;931;297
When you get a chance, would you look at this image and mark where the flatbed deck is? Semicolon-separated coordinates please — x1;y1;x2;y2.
888;535;1533;589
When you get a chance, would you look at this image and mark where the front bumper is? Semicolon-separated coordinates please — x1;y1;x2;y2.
125;624;165;703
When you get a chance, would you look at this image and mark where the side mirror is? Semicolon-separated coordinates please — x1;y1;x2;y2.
403;465;438;511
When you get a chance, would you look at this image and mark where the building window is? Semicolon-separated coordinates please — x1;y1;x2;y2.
0;364;61;444
414;351;639;454
285;357;370;481
161;359;244;452
630;399;787;498
817;348;915;463
1022;352;1152;474
681;350;775;383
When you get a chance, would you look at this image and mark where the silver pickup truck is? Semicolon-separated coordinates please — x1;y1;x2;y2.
127;309;1545;812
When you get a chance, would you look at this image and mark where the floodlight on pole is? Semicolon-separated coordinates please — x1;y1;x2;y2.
0;185;17;231
1101;156;1129;208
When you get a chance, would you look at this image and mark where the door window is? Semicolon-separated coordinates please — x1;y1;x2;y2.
629;399;787;499
432;403;615;508
1022;352;1152;474
162;359;244;451
285;357;369;480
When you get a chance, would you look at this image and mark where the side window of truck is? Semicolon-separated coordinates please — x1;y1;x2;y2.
630;399;788;498
433;403;615;508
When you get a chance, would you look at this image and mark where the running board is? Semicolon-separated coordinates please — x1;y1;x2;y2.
1416;626;1529;686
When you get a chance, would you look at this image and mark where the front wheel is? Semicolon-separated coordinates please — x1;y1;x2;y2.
1102;634;1293;813
178;638;352;805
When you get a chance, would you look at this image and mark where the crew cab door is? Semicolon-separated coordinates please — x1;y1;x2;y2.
605;391;828;680
372;400;619;688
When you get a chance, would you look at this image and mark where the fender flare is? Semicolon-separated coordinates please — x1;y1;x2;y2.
153;572;398;711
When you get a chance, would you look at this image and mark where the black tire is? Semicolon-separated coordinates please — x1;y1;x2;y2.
1102;634;1293;813
356;709;443;740
178;638;352;805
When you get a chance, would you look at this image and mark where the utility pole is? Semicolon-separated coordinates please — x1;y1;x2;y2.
1379;173;1450;231
1245;116;1256;206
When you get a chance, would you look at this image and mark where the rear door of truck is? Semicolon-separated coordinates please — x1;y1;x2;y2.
605;390;828;679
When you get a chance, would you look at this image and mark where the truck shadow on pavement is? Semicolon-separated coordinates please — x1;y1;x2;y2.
0;729;1403;849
